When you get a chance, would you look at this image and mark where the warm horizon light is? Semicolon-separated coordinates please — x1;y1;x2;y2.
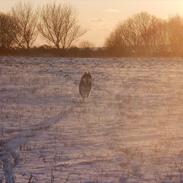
0;0;183;46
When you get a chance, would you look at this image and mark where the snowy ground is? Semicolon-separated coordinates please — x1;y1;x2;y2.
1;57;183;183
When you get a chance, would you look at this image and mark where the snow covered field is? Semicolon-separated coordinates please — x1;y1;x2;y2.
1;57;183;183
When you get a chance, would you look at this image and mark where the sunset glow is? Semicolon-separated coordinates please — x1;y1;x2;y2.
0;0;183;46
2;1;183;182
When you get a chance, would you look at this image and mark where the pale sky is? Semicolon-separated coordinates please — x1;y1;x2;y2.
0;0;183;46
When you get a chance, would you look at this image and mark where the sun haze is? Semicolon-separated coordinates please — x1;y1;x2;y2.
0;0;183;46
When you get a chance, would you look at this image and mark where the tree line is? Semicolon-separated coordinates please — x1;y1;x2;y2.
1;2;183;57
0;2;85;50
105;12;183;57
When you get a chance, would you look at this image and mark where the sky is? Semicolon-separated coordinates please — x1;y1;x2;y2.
0;0;183;46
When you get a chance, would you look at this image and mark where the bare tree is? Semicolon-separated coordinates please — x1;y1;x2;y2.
11;2;38;49
79;40;94;49
105;12;167;56
167;16;183;55
0;13;18;48
38;2;85;49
